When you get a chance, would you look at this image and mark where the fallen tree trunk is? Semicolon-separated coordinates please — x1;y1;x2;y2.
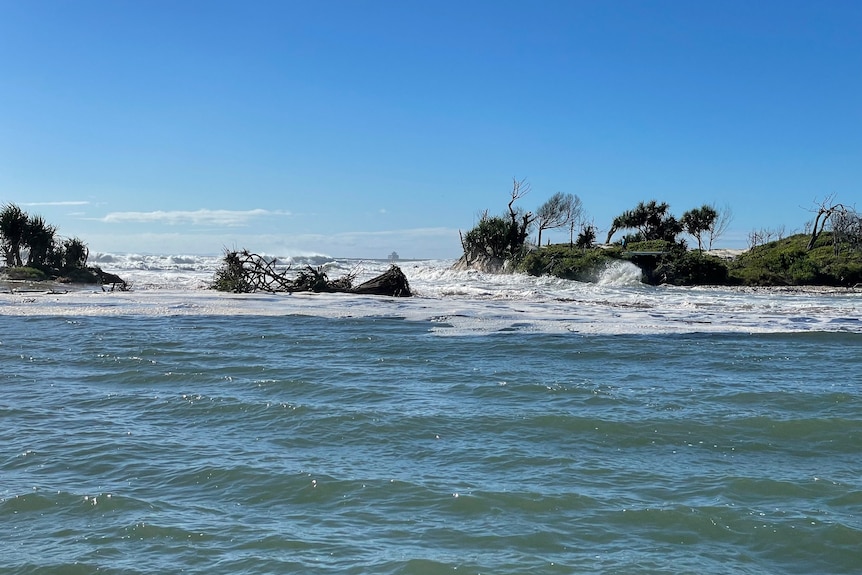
55;266;129;290
351;265;412;297
95;268;129;291
210;250;412;297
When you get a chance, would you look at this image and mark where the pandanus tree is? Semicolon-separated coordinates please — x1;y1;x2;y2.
0;203;89;273
606;200;681;244
460;178;536;263
24;215;57;268
681;205;718;252
61;237;89;270
0;203;29;266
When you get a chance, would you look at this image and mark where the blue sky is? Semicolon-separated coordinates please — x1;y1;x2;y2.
2;0;860;259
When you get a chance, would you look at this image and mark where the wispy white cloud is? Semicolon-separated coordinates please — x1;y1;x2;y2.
22;201;91;206
101;209;291;227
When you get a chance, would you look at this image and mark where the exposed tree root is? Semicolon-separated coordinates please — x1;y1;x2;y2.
211;249;412;297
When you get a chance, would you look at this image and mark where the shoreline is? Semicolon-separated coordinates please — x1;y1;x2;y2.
3;274;861;298
1;275;858;336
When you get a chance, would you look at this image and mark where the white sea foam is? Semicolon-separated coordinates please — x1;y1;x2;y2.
596;260;643;286
2;253;861;335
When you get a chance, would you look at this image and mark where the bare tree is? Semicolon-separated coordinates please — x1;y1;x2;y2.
508;177;531;214
535;192;582;247
506;177;535;255
707;203;734;250
830;207;862;254
747;226;785;249
807;195;838;250
458;178;537;264
747;229;766;250
806;195;856;251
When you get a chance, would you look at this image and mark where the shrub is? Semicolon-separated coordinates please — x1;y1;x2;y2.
575;224;596;249
6;266;48;281
518;245;615;282
460;213;533;267
729;233;862;286
461;215;514;260
211;251;254;293
653;251;729;285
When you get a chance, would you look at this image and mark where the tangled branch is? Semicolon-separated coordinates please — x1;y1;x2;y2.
210;249;410;297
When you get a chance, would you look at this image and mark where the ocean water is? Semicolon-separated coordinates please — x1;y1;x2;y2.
2;256;861;574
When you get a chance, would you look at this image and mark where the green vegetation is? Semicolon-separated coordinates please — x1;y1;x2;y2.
459;178;592;269
462;187;860;287
460;213;528;263
516;239;729;286
5;266;49;281
681;205;718;252
729;233;862;286
605;200;682;245
515;234;862;287
459;178;536;266
1;203;28;267
1;203;90;276
652;247;729;285
519;244;619;282
0;202;127;287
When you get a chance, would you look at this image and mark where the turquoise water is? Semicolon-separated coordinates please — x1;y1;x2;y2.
2;315;860;574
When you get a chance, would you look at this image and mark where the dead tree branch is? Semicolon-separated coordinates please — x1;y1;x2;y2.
211;249;411;297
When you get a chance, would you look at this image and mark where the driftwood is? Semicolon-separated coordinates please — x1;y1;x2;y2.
211;250;411;297
211;250;296;293
94;268;129;291
351;265;412;297
55;266;129;290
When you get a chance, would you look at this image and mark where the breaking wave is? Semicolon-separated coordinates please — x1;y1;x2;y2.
3;252;861;336
596;260;643;286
